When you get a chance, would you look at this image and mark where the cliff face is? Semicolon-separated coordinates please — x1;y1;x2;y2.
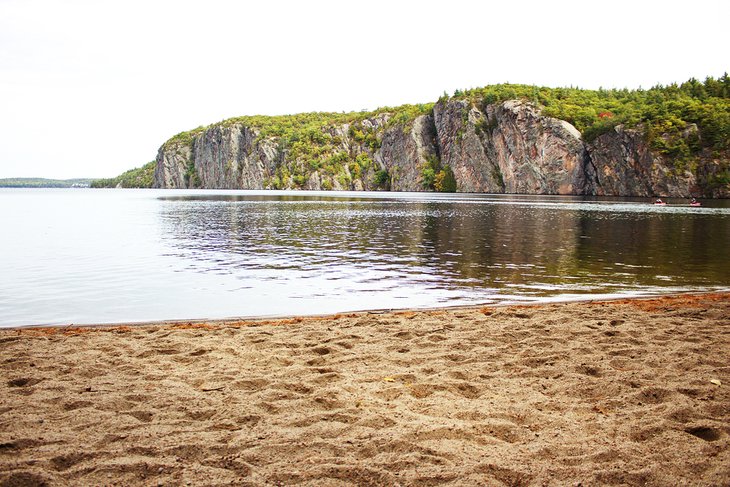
588;125;729;198
378;114;439;192
193;125;279;189
154;100;727;197
433;99;594;194
587;125;688;197
154;112;440;193
153;125;279;190
154;143;191;189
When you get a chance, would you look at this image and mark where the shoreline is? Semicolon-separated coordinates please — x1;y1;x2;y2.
6;289;730;331
2;292;728;485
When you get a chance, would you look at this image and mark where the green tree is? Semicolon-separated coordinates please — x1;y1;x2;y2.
434;165;457;192
373;169;390;189
421;167;436;189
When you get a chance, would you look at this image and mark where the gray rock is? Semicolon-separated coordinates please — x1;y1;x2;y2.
153;100;727;197
587;125;697;197
434;99;591;194
379;114;438;192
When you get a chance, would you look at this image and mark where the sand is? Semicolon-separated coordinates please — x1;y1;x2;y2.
1;293;729;486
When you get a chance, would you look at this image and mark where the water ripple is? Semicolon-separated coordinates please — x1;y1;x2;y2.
1;189;729;327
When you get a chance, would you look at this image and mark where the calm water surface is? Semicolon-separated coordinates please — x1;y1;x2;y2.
1;189;729;327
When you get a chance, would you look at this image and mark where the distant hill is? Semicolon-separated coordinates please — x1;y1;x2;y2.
0;178;94;188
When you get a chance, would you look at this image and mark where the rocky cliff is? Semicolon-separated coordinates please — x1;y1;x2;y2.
154;99;729;198
432;99;595;194
154;125;279;190
588;124;730;197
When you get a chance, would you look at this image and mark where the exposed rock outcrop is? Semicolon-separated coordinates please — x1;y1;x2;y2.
154;112;439;192
153;99;727;197
433;99;595;194
154;142;192;189
378;114;439;192
587;124;730;198
588;125;694;197
193;125;279;189
153;125;279;190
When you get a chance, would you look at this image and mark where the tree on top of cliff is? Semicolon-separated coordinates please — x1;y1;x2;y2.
452;76;729;156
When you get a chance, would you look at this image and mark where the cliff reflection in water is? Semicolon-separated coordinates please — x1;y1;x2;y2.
157;193;730;303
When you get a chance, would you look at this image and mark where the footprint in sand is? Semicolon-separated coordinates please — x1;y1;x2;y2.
0;472;51;486
310;346;333;356
231;378;269;391
312;395;346;410
407;383;441;399
449;382;482;399
136;347;183;359
125;446;158;458
186;409;216;421
575;363;602;377
477;464;532;485
127;410;154;422
306;357;327;366
62;400;93;411
6;377;41;388
164;444;206;462
635;387;675;404
50;452;93;471
0;439;42;454
448;370;469;380
629;425;664;442
444;353;467;362
203;456;252;477
279;382;314;395
685;426;722;442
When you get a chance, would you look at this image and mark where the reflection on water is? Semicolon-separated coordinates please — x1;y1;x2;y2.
1;189;728;327
159;192;730;303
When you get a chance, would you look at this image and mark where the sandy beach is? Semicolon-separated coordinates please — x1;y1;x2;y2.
1;293;729;486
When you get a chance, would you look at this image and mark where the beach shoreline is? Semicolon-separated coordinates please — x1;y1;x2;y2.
1;292;729;485
7;290;730;331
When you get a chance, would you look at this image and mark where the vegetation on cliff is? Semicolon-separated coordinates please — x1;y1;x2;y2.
91;161;156;188
148;74;730;193
453;75;730;156
421;156;457;192
162;104;435;191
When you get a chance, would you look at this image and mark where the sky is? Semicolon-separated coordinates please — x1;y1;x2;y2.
1;0;728;179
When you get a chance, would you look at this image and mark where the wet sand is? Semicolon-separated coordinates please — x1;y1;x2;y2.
1;293;729;486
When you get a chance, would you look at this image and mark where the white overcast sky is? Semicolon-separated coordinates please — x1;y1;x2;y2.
1;0;728;179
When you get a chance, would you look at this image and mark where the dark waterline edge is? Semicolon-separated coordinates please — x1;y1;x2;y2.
49;187;730;200
6;289;729;331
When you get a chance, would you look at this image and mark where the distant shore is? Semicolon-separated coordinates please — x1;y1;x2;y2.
0;178;93;188
1;292;728;485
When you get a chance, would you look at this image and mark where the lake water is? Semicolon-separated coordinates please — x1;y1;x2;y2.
1;189;729;327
